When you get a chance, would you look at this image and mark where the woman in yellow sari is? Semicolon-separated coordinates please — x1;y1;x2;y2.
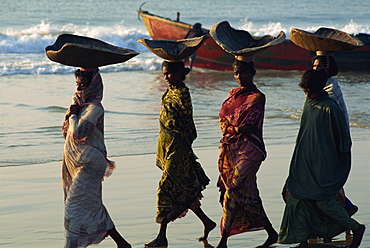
145;61;216;247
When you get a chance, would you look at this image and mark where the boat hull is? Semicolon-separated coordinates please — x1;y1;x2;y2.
138;10;370;71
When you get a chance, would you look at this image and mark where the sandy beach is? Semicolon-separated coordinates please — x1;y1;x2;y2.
1;141;368;248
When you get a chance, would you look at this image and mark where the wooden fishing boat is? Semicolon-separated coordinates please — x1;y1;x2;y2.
138;9;370;71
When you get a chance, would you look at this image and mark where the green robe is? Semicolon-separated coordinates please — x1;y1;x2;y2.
278;94;358;244
155;84;209;223
287;95;351;200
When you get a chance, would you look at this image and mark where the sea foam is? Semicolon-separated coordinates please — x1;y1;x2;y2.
238;19;369;36
0;20;368;76
0;21;150;54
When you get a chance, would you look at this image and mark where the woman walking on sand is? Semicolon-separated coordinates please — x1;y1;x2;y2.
62;68;131;248
278;69;365;248
216;58;278;248
144;61;216;248
208;21;284;248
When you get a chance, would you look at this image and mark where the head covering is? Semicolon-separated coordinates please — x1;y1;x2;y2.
312;55;338;77
210;21;286;56
74;69;103;106
63;69;104;141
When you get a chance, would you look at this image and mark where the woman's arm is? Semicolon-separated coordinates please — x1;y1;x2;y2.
65;104;80;120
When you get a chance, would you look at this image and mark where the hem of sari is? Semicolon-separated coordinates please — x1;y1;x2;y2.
64;225;113;248
218;140;269;238
155;194;203;224
228;226;265;237
277;194;356;244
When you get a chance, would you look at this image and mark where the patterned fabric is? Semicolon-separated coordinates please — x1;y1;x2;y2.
155;83;210;223
219;87;266;155
62;72;105;139
75;71;103;106
324;77;349;126
217;87;269;236
62;72;115;248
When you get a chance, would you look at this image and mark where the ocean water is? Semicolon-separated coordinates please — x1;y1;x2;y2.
1;0;369;167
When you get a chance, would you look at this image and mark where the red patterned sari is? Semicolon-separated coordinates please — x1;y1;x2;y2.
218;86;270;236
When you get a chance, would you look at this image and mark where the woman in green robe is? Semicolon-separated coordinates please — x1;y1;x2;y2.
278;69;365;248
145;61;216;248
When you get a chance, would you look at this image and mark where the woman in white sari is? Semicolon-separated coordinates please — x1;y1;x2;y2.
62;68;131;248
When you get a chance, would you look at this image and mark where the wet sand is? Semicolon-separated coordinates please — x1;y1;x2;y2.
1;141;368;248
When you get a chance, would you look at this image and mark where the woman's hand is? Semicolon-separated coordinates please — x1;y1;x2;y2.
65;104;80;120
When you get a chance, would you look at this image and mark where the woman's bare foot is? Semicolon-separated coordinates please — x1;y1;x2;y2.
144;237;168;248
256;228;278;248
216;236;228;248
198;221;217;241
107;227;131;248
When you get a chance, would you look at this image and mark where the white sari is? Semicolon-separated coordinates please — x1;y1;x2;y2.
62;72;115;248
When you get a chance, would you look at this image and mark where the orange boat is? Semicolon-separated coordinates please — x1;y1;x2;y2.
138;9;370;71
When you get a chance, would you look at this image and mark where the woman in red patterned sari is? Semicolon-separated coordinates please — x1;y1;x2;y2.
216;59;278;248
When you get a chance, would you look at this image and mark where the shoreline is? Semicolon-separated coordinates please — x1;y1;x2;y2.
1;141;369;247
